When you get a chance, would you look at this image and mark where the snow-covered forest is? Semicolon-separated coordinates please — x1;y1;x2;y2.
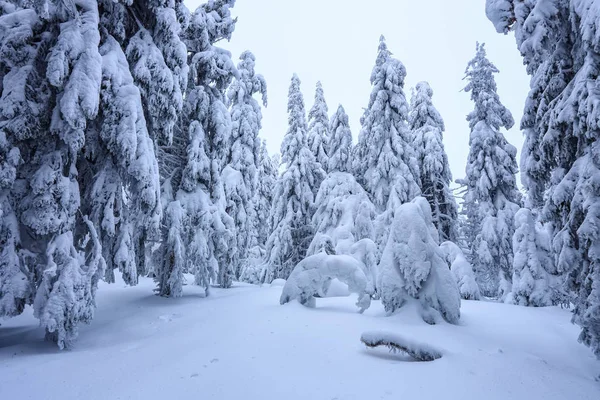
0;0;599;398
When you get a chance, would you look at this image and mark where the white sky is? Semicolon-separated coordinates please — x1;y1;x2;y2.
186;0;530;184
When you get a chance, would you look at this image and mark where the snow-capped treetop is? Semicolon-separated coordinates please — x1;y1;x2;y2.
281;74;309;166
464;43;514;132
409;81;457;242
410;82;445;135
355;35;420;209
328;104;353;173
372;35;392;81
307;81;329;173
226;50;267;198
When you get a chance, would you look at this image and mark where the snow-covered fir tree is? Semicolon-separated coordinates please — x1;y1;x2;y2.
409;81;458;243
307;81;329;180
262;74;325;282
328;105;353;173
461;43;521;300
154;0;238;296
487;0;600;356
511;208;560;307
0;1;112;348
225;50;267;279
354;36;420;211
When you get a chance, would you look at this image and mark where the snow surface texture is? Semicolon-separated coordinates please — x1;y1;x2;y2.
0;276;598;400
379;197;461;324
440;241;481;300
361;331;443;361
280;252;371;312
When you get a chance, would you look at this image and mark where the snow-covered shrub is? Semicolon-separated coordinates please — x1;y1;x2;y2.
440;241;480;300
280;252;372;313
378;197;460;324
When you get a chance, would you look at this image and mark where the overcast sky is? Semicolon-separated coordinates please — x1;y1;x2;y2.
187;0;530;184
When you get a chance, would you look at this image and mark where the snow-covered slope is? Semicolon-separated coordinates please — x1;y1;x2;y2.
1;277;598;400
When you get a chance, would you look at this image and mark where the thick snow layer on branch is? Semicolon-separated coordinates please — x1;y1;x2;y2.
280;252;371;312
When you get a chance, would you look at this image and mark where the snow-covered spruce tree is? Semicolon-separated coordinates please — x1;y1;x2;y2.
328;105;353;173
225;50;267;279
354;36;420;211
263;74;325;282
511;208;560;307
378;197;461;324
462;43;521;300
0;1;110;348
487;0;600;357
307;81;329;180
409;81;458;243
154;0;238;295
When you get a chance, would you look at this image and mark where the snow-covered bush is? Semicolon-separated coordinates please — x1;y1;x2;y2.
440;241;480;300
378;197;460;324
280;252;372;313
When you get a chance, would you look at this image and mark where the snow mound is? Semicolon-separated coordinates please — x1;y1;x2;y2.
280;252;371;312
361;331;443;361
440;241;481;300
270;279;286;287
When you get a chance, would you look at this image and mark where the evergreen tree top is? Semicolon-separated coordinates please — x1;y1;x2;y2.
464;43;514;131
410;81;445;132
308;81;329;125
281;74;308;166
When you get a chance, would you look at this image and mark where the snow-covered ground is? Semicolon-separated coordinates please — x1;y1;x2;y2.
1;277;598;400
